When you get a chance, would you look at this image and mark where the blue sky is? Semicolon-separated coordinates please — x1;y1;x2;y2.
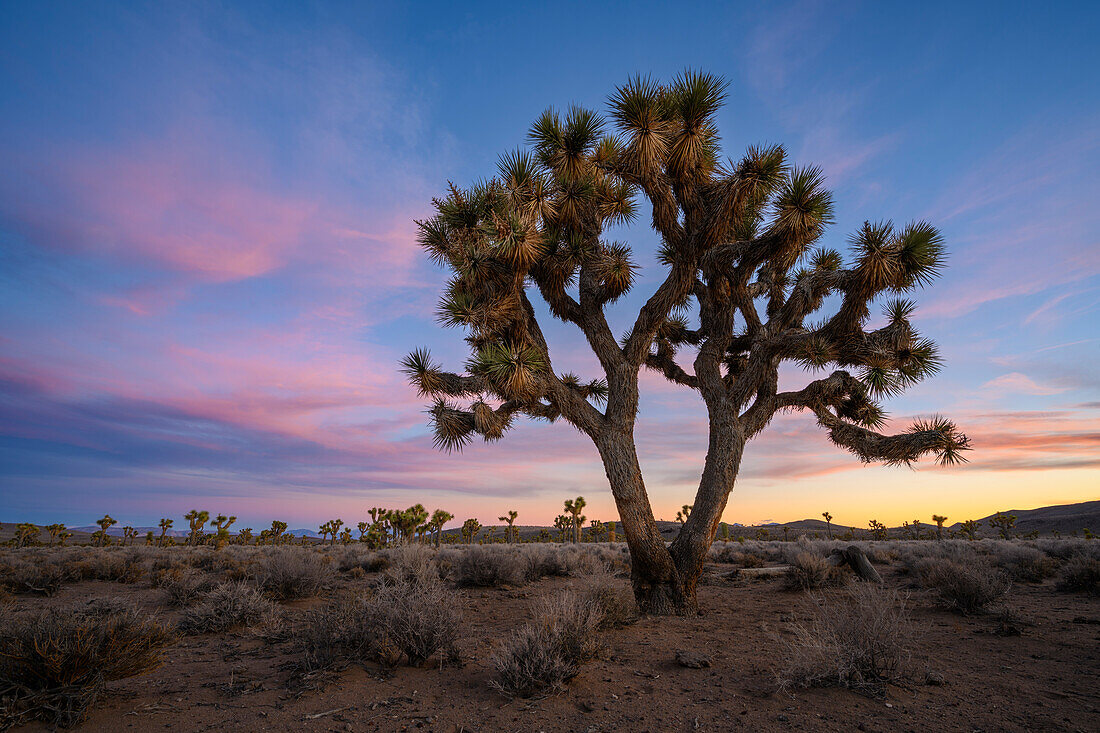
1;1;1097;530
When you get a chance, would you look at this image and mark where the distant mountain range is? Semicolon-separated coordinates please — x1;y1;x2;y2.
3;500;1096;543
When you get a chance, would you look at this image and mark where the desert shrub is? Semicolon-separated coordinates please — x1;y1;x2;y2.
736;552;766;568
779;584;912;695
453;546;526;587
297;593;374;674
993;545;1057;582
0;605;174;728
364;575;462;666
178;582;279;634
489;590;604;698
784;552;845;591
520;545;572;579
577;574;638;628
250;548;331;600
7;560;68;596
1055;555;1100;595
381;544;438;583
916;558;1010;614
160;570;217;608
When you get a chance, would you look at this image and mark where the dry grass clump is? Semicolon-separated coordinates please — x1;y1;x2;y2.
381;544;439;583
992;545;1057;582
249;547;331;600
1055;555;1100;595
490;590;605;698
3;559;70;596
178;582;280;634
365;575;462;666
916;558;1010;614
297;574;461;674
778;584;912;696
0;604;174;728
452;545;526;587
158;569;217;608
577;573;638;628
783;552;846;591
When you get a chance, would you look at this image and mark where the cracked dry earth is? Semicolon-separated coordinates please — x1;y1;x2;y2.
14;564;1100;732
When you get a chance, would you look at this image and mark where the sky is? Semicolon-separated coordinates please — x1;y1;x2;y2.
1;1;1098;532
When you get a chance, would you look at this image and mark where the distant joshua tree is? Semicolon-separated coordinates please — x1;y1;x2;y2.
563;497;586;544
676;504;692;525
122;526;138;545
184;510;209;546
429;510;454;547
989;511;1016;540
15;523;40;547
553;514;571;543
96;515;117;547
210;515;236;548
868;519;887;541
461;518;482;544
499;510;519;543
960;519;979;541
45;523;65;546
607;520;617;543
931;514;948;540
821;511;833;538
402;72;969;613
157;518;173;546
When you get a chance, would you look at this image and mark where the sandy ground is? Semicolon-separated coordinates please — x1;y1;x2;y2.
7;559;1099;733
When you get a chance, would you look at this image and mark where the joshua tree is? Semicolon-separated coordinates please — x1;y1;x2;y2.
402;72;969;613
821;511;833;538
184;510;209;546
607;520;617;543
590;518;605;541
430;509;454;547
675;504;692;524
989;511;1016;540
931;514;948;540
868;519;888;541
95;515;118;547
563;497;587;544
210;514;237;548
339;527;353;544
553;514;571;543
122;526;138;545
14;522;40;547
157;518;173;546
499;510;519;543
58;530;72;546
960;518;979;540
45;523;65;546
461;518;482;544
237;527;253;544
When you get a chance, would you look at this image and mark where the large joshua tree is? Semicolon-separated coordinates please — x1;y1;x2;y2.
402;72;969;614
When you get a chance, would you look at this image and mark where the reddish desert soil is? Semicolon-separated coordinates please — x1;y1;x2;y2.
11;565;1100;733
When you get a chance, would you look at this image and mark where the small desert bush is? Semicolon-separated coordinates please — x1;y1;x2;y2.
490;590;604;698
381;544;438;583
5;560;69;596
0;604;174;728
1055;555;1100;595
577;573;638;628
779;584;912;696
297;592;373;674
992;545;1057;582
784;553;845;591
452;545;526;587
178;582;279;634
365;575;462;666
917;558;1010;614
250;547;331;600
159;570;217;608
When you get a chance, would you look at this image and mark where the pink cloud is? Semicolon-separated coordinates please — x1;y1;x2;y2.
982;372;1068;396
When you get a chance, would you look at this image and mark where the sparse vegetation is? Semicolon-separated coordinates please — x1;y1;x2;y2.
490;590;605;698
784;552;844;590
179;582;279;634
916;558;1011;614
779;584;912;695
0;604;173;728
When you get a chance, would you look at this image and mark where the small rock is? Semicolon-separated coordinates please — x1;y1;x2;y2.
776;714;789;722
676;650;712;669
925;670;947;686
